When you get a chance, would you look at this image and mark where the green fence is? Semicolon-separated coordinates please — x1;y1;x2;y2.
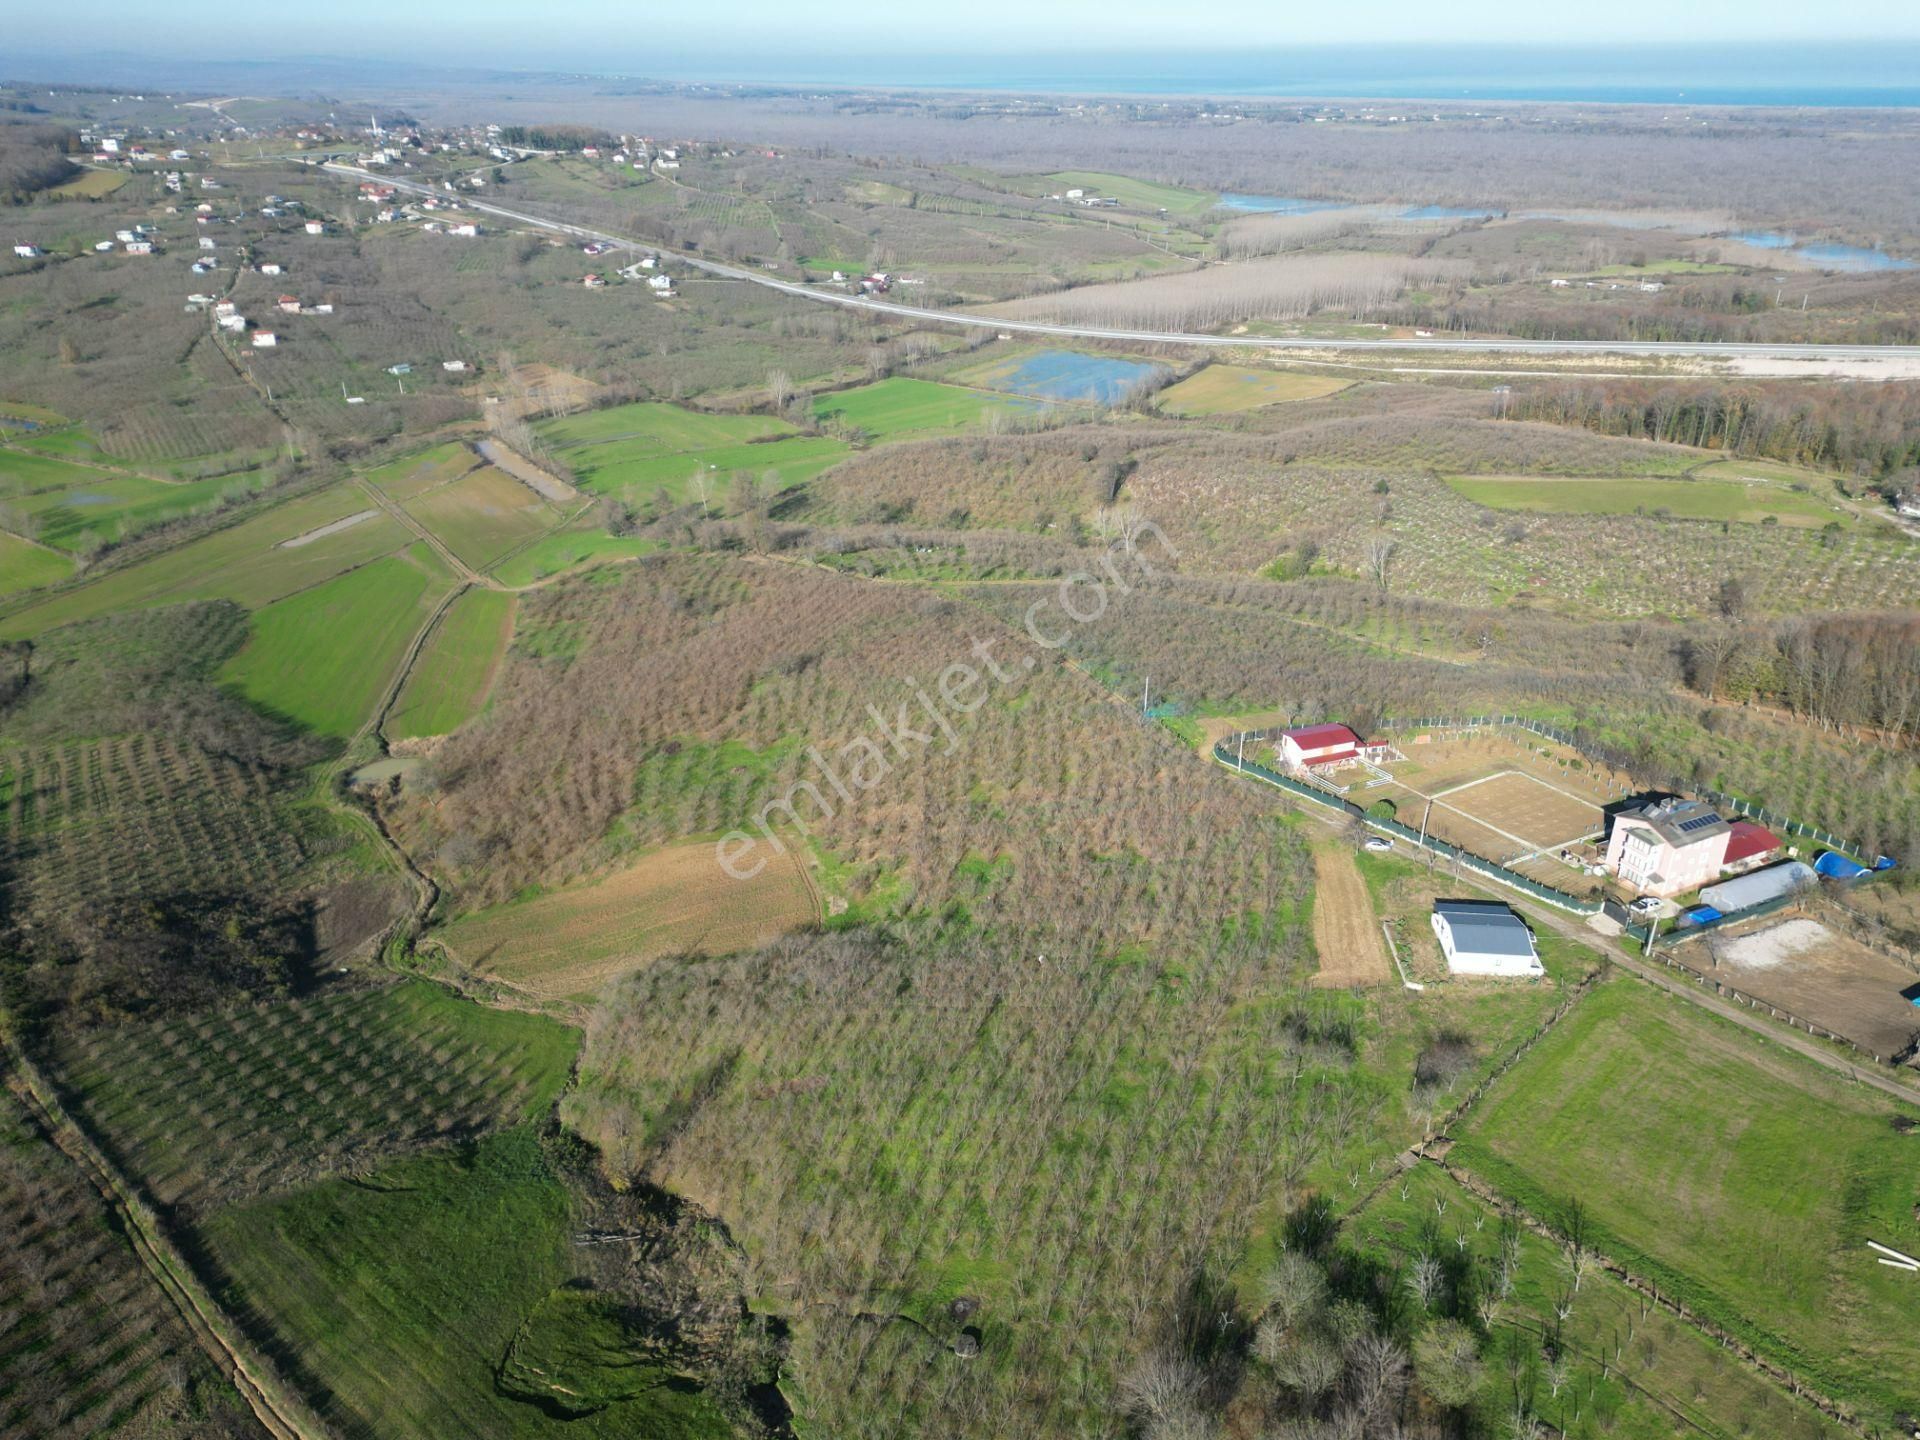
1373;714;1877;867
1213;739;1601;915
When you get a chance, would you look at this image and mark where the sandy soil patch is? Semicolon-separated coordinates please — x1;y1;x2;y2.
1718;918;1831;972
1311;847;1392;988
278;509;378;548
442;839;817;999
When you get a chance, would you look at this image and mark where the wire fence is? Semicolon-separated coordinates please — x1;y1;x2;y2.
1212;740;1601;915
1372;714;1874;863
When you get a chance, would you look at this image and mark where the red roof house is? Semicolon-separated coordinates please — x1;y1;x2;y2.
1279;723;1362;769
1721;820;1782;870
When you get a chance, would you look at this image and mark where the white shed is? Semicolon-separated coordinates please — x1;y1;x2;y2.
1431;901;1543;978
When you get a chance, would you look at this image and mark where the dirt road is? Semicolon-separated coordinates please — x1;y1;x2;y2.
1311;846;1393;988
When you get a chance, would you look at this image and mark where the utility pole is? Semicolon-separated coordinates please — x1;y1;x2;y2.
1142;675;1150;715
1236;731;1245;769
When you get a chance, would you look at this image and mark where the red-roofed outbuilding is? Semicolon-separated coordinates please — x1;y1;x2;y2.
1721;820;1782;871
1279;723;1363;769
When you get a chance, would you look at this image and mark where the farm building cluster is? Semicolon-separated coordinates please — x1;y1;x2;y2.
1259;725;1904;1044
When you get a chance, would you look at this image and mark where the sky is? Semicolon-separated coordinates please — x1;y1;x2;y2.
11;0;1920;68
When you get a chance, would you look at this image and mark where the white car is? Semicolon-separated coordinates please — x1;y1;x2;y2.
1629;896;1663;915
1363;836;1393;853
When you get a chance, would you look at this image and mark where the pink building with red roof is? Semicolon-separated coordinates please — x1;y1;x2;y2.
1278;723;1362;770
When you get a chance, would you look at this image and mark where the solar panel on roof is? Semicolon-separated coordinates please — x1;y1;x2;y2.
1677;814;1722;832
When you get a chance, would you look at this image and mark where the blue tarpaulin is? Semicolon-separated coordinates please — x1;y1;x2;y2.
1678;906;1723;927
1814;851;1868;879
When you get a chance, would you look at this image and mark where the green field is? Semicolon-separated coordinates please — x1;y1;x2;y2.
1445;474;1853;527
363;442;480;500
0;531;74;596
219;546;453;736
1347;1164;1850;1440
812;377;1047;438
0;484;413;639
403;465;560;571
1156;365;1351;415
567;435;848;504
51;979;578;1209
0;447;265;550
1453;979;1920;1426
538;402;783;453
202;1127;733;1440
486;526;660;586
1040;170;1217;214
388;588;516;740
48;167;127;199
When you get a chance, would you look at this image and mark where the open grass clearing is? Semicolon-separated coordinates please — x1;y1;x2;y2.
1157;364;1351;415
219;545;453;737
1037;171;1218;214
387;588;515;740
812;376;1047;439
566;434;849;506
361;441;481;500
440;838;818;1000
1453;978;1920;1426
47;167;127;199
1445;474;1853;528
537;400;784;453
402;464;561;571
200;1127;733;1440
486;522;661;586
0;447;267;551
0;531;74;596
0;484;414;638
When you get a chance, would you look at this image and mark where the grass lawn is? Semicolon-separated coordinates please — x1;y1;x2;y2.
538;401;783;453
387;588;515;740
1156;365;1350;415
0;531;74;597
48;168;127;199
487;526;661;586
567;435;848;505
812;377;1046;439
1347;1164;1851;1440
1041;170;1218;214
0;484;415;639
200;1128;733;1440
361;442;480;500
219;545;453;736
403;465;560;571
1445;474;1852;528
1452;978;1920;1426
0;447;266;551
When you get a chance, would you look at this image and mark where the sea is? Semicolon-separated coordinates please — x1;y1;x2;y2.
632;42;1920;108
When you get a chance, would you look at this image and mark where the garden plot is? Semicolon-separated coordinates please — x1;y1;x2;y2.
1361;730;1623;894
1308;846;1392;988
1673;916;1920;1061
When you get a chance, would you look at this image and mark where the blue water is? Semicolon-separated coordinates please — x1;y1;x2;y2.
986;352;1165;406
1219;196;1914;271
1217;194;1347;216
626;42;1920;108
1729;232;1913;272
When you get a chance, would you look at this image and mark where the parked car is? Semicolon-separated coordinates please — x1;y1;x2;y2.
1629;896;1663;915
1363;836;1393;853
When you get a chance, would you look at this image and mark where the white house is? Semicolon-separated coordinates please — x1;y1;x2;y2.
251;330;277;347
1277;723;1362;770
1431;901;1543;977
198;236;216;250
124;241;153;254
442;360;468;372
647;273;675;295
11;244;39;259
1604;798;1730;898
449;223;479;237
277;295;302;314
218;314;247;331
304;221;325;235
93;240;114;251
259;263;283;276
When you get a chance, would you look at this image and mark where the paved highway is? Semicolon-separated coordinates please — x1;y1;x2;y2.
323;164;1920;363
